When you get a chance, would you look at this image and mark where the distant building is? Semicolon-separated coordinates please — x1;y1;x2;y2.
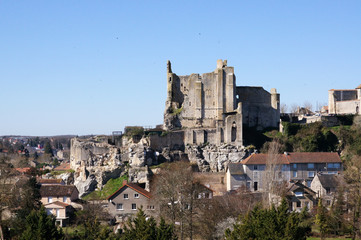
328;85;361;114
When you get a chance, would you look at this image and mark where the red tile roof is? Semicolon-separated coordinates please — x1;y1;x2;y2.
38;179;64;184
15;168;31;173
107;181;151;200
54;163;70;171
242;154;288;165
242;152;341;165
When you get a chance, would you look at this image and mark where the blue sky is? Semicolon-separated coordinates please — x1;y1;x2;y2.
1;1;360;136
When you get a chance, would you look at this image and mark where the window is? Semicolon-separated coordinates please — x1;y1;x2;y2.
305;201;310;209
253;171;258;179
308;171;315;178
134;193;139;198
293;163;297;169
147;205;155;210
124;194;129;199
327;163;340;169
307;180;312;187
56;209;60;217
254;182;258;191
253;165;258;170
293;171;297;178
116;204;123;210
326;200;331;206
326;188;331;194
307;163;314;169
63;197;68;203
296;201;301;208
132;203;137;210
295;192;303;197
48;197;53;203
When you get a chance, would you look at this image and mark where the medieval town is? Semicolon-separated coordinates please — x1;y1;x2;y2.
1;59;361;239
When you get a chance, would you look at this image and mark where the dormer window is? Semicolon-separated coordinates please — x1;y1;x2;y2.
295;191;303;197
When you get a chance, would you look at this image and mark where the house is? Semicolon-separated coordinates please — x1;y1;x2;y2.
40;185;79;204
310;173;344;207
194;172;226;196
227;152;342;192
107;180;154;221
286;181;317;212
39;185;79;226
226;163;246;191
44;201;72;227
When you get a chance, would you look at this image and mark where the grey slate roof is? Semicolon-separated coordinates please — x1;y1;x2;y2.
317;174;342;189
227;163;244;175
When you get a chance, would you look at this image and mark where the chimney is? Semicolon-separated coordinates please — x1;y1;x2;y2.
122;180;128;186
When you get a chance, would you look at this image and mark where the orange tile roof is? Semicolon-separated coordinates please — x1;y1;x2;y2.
15;168;30;173
107;181;151;200
242;152;341;165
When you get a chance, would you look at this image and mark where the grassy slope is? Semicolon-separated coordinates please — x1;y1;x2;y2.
82;174;128;201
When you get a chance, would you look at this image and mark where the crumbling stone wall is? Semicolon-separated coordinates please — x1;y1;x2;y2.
164;60;280;147
328;86;361;114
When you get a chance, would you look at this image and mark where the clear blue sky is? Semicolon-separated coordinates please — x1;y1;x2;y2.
1;1;360;136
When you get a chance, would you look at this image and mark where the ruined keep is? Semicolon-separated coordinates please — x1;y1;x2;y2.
328;84;361;115
164;59;280;146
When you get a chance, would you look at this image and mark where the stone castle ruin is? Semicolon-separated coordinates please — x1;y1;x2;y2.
328;84;361;115
69;60;282;196
164;59;280;146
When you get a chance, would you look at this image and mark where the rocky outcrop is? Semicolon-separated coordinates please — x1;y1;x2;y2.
70;136;158;197
185;144;249;172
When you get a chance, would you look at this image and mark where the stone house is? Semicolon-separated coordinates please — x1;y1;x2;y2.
107;180;154;221
286;181;317;212
310;173;344;207
164;60;280;147
226;163;246;191
39;185;79;226
227;152;342;192
328;84;361;114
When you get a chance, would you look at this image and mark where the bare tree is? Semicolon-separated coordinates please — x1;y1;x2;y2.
290;103;299;114
280;103;288;114
303;101;313;113
153;161;200;240
262;140;287;207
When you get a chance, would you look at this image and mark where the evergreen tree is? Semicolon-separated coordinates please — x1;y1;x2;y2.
225;199;311;240
120;208;177;240
315;199;328;240
44;142;53;156
20;206;63;240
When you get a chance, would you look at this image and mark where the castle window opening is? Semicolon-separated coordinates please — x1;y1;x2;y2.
231;121;237;142
236;95;239;99
169;77;171;82
204;130;208;143
193;131;196;144
220;128;224;143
